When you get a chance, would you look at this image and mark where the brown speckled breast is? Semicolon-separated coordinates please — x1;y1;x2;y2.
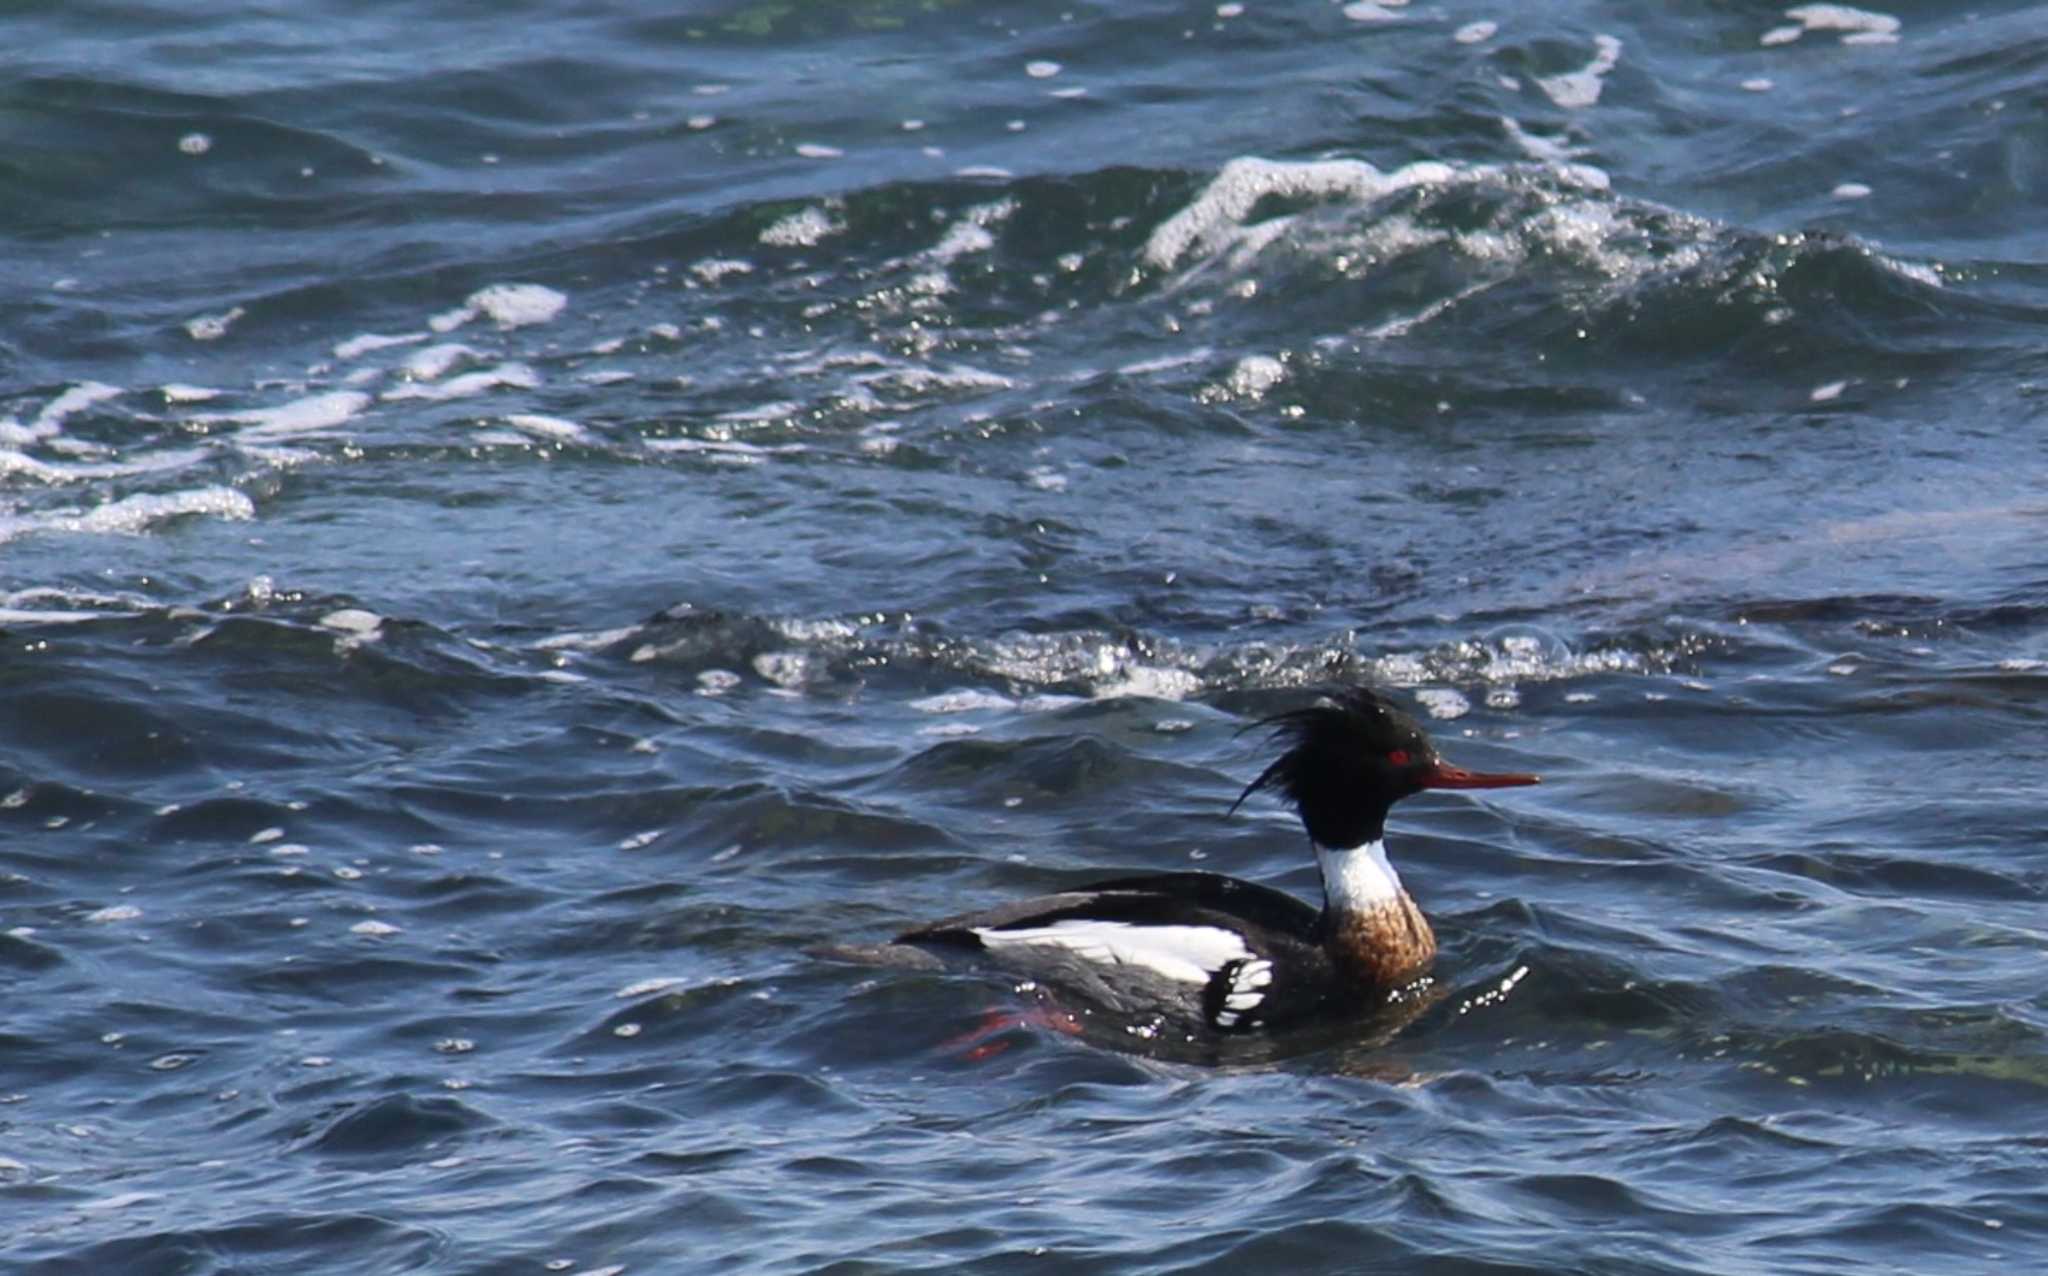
1328;892;1438;998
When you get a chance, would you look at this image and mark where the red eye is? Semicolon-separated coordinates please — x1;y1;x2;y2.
1387;749;1411;767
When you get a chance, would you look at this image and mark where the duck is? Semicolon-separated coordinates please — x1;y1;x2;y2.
869;686;1539;1036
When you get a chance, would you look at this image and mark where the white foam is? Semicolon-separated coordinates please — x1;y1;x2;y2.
1094;665;1203;701
533;625;641;652
333;331;429;360
1145;156;1458;270
0;608;103;626
909;689;1016;714
1220;350;1286;395
36;382;122;430
1832;182;1872;200
697;669;741;695
1026;60;1062;78
1878;256;1941;288
751;651;814;687
184;307;245;341
397;343;481;381
350;920;400;937
430;283;567;333
503;413;588;441
320;608;383;636
1536;34;1623;110
1455;21;1497;44
381;362;538;402
928;200;1015;265
855;361;1014;395
475;283;567;327
646;437;805;462
691;258;755;284
0;487;254;546
208;390;371;440
1343;2;1406;21
931;221;993;262
1500;116;1583;164
1413;687;1471;719
0;447;207;486
161;383;221;404
1783;4;1901;43
796;143;843;159
1120;349;1215;377
616;977;685;998
760;206;845;247
86;904;142;924
1025;465;1067;492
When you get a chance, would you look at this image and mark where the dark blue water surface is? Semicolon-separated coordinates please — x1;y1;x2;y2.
6;1;2048;1272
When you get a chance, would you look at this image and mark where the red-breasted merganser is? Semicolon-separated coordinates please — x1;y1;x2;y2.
876;687;1538;1035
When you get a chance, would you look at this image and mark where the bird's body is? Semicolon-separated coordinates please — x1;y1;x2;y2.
853;687;1538;1039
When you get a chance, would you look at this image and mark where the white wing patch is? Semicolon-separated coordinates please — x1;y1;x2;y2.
972;920;1250;986
1212;958;1275;1028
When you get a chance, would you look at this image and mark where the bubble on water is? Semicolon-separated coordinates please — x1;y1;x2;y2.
349;919;400;937
178;132;212;155
1026;60;1062;78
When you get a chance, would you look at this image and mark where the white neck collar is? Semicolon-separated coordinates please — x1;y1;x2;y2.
1313;838;1404;912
